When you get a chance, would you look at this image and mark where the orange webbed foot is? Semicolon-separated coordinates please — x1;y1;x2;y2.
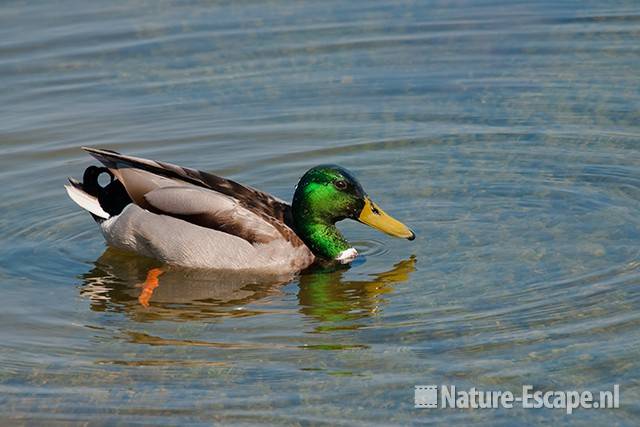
138;267;164;308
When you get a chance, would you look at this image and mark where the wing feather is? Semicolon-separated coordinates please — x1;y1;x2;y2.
82;147;304;246
143;186;280;244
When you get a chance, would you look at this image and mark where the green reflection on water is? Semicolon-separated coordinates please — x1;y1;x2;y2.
298;256;416;325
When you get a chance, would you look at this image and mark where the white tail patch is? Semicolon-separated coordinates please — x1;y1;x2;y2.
65;184;110;219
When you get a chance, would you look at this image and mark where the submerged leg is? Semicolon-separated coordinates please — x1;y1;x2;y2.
138;267;164;308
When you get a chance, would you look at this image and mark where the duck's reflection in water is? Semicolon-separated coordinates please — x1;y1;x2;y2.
80;248;293;321
298;256;417;326
80;248;416;323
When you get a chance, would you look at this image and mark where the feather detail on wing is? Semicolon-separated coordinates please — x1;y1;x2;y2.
82;147;304;246
143;186;281;244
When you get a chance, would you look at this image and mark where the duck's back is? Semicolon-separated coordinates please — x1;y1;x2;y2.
66;148;315;272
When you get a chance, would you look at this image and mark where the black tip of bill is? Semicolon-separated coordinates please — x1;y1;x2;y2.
407;231;416;241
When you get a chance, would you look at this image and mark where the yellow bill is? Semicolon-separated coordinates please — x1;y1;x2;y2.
358;198;415;240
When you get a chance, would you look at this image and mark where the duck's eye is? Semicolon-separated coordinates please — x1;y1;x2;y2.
334;179;348;190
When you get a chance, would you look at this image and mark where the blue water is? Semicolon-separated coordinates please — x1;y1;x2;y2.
1;0;639;425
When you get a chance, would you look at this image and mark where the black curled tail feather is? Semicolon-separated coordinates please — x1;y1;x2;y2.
82;166;110;197
79;166;132;216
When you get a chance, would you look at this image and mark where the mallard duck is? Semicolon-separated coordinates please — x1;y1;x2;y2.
66;147;414;273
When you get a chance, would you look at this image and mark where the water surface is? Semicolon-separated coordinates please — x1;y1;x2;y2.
1;0;640;425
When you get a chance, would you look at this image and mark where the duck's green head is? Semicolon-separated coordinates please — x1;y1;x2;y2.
291;165;414;263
